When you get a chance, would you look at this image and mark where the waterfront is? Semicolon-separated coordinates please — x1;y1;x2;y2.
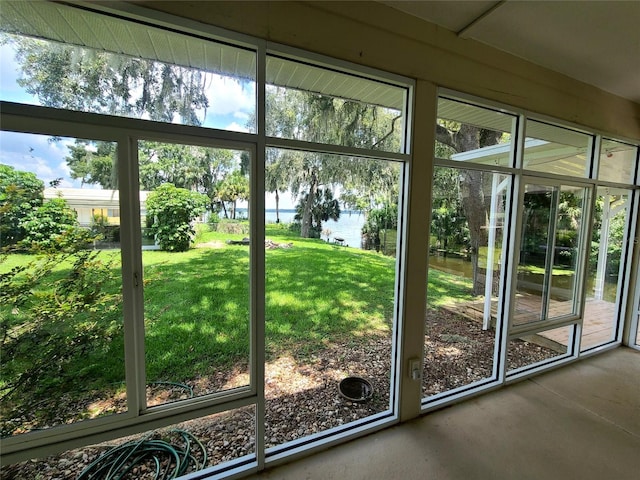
265;209;366;249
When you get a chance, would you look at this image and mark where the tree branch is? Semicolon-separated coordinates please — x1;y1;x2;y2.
435;124;459;151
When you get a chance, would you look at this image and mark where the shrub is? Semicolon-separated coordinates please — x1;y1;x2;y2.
0;247;122;435
19;197;92;252
0;165;44;247
146;183;207;252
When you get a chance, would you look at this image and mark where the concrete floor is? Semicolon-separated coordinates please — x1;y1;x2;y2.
247;347;640;480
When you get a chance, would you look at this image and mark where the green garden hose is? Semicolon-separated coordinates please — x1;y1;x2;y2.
76;429;207;480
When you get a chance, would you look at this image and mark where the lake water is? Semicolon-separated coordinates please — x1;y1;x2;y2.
265;209;366;249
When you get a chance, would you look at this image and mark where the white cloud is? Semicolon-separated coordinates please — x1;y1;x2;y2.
206;75;255;116
225;122;250;133
233;111;250;121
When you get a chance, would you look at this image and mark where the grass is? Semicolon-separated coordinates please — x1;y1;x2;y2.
426;267;475;308
0;223;473;431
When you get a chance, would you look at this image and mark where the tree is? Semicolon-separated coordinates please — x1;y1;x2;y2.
217;171;250;219
64;140;238;215
264;86;402;238
65;140;117;188
294;188;341;238
0;165;44;247
435;124;503;295
0;247;121;435
8;35;209;125
146;184;207;252
362;202;398;253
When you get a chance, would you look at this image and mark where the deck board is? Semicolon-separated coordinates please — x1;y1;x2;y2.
443;294;617;350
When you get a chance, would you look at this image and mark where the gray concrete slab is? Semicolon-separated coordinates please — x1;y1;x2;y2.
246;347;640;480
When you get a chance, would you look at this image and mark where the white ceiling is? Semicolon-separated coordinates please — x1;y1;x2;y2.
381;1;640;104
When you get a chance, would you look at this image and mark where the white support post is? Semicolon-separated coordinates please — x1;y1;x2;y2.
483;175;508;329
595;195;629;299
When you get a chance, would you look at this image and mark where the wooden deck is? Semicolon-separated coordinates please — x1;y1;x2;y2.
444;294;617;351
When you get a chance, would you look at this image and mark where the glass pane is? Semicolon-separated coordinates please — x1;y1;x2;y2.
266;56;407;153
424;167;510;398
598;139;637;184
582;188;630;351
264;148;400;448
139;141;251;407
515;184;585;325
523;120;592;177
507;325;573;373
435;97;516;167
1;131;125;436
1;1;256;132
2;405;256;478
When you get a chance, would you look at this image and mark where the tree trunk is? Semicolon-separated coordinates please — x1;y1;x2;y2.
300;171;318;238
460;169;489;295
436;124;500;296
275;189;280;223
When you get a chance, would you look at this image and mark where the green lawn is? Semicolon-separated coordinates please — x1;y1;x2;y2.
0;224;469;432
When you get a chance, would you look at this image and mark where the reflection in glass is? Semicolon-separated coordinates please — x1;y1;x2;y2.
515;184;585;325
423;167;509;399
138;141;251;407
266;57;407;153
0;131;125;436
582;188;630;351
523;120;592;177
1;0;256;132
598;140;637;184
264;148;400;447
436;97;516;167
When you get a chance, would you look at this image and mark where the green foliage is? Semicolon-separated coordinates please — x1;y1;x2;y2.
263;87;401;237
294;188;340;238
20;197;92;252
0;249;122;435
362;202;398;253
0;165;44;247
9;35;209;125
217;170;249;219
91;213;120;244
65;140;117;188
146;183;207;252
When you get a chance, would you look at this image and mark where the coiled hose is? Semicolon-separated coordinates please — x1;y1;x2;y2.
76;429;207;480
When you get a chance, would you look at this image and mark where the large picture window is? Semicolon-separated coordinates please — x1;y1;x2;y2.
0;1;412;475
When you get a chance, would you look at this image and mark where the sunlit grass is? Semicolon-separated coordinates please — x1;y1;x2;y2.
2;224;472;405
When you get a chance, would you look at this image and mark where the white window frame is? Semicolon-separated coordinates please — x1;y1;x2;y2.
423;89;640;411
0;2;415;472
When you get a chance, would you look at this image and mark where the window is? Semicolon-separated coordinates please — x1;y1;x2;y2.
262;55;409;452
0;1;256;132
514;182;587;325
0;131;124;437
0;2;413;472
522;121;592;177
427;93;639;403
425;97;517;403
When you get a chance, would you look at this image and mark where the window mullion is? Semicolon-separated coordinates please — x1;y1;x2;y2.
119;136;146;416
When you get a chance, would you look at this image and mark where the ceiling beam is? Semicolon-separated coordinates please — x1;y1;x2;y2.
457;0;507;38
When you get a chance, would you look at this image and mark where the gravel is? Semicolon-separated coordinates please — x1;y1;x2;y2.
1;310;557;480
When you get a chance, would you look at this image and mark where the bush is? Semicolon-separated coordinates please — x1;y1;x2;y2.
19;197;92;252
146;183;207;252
0;247;122;435
216;219;250;235
0;165;44;247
